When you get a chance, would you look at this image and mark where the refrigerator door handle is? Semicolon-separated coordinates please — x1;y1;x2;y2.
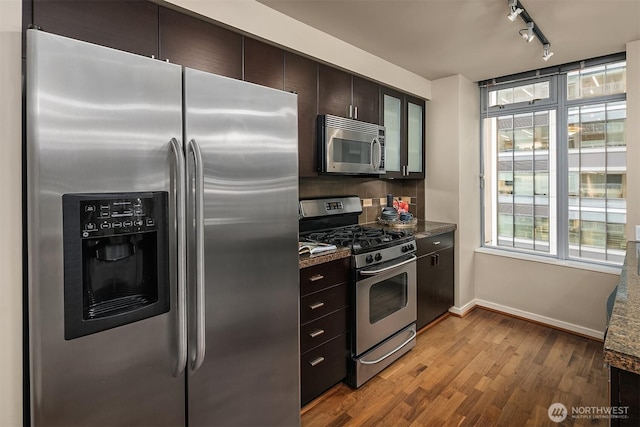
187;138;206;372
170;138;188;377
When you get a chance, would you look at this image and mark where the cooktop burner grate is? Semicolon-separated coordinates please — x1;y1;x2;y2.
304;225;411;253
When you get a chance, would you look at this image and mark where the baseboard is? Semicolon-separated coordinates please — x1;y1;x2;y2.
448;299;477;317
449;298;605;340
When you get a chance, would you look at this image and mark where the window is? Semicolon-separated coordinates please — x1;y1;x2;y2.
481;59;627;265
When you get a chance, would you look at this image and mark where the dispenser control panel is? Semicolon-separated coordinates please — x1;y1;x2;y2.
76;194;164;238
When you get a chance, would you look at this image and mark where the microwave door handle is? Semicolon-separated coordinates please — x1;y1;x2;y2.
170;138;187;377
371;138;382;171
187;138;206;372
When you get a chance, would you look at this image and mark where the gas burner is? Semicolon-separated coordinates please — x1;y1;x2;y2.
305;225;411;253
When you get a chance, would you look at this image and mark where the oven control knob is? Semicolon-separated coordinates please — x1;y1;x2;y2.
401;245;409;253
375;253;382;261
366;254;374;264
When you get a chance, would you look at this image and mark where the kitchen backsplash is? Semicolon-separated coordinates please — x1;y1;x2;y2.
299;177;425;224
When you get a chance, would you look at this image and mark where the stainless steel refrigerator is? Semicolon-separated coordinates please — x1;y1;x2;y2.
26;29;300;426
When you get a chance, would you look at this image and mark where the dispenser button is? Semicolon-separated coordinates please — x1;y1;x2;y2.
85;223;96;231
100;204;110;211
100;221;110;230
112;221;122;229
133;219;144;227
84;205;96;213
99;211;110;218
145;217;155;227
123;220;133;227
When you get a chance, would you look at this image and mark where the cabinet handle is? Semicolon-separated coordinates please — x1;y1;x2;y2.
309;357;325;367
309;274;324;282
433;241;441;245
431;254;437;266
309;329;325;338
349;104;354;118
354;106;358;119
309;302;325;310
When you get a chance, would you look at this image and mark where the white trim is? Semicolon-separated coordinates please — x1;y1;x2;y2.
451;299;605;340
475;246;622;275
449;299;477;317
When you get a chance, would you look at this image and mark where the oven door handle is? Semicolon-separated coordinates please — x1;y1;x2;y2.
360;328;417;365
359;255;417;275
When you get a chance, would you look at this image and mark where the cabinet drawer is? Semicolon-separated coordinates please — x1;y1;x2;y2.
300;258;350;297
300;308;348;354
300;283;348;324
416;231;454;256
301;333;348;405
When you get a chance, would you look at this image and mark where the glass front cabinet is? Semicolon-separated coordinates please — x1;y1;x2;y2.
381;87;426;179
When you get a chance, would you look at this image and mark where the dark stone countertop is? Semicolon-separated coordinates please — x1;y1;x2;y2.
298;220;457;269
604;242;640;374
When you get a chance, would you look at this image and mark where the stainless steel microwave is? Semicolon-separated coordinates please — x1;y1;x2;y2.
317;114;385;175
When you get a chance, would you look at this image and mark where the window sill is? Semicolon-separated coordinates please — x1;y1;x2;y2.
475;246;622;275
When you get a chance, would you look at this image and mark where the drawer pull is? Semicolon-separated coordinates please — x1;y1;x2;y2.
309;302;325;310
309;329;325;338
309;274;325;282
433;241;441;245
309;357;325;367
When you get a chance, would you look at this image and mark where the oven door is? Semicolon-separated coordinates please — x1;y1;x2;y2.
354;254;417;356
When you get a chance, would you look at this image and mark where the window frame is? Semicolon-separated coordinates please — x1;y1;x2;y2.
480;57;627;267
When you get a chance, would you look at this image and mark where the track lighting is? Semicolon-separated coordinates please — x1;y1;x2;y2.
520;22;535;42
506;0;554;61
507;0;523;21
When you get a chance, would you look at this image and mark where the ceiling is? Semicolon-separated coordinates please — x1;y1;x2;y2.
257;0;640;83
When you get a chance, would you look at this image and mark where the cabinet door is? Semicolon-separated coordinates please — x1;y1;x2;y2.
352;76;379;124
318;64;352;118
244;37;284;90
406;95;425;178
285;53;318;177
159;6;242;79
380;86;426;179
416;252;439;330
381;86;404;179
33;0;159;58
436;246;455;312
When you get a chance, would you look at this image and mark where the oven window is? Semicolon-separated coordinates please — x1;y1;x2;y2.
369;273;408;324
333;138;371;164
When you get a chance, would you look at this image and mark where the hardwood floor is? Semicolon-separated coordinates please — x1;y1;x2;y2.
301;308;608;427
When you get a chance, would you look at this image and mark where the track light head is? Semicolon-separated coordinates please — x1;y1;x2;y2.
519;21;535;42
507;0;523;21
543;44;554;61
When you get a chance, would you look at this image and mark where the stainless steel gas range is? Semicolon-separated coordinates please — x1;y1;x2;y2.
299;196;417;388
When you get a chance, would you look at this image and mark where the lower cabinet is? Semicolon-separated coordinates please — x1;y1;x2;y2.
610;366;640;426
416;232;454;330
299;258;350;406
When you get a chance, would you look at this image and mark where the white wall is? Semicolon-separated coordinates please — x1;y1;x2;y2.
626;40;640;239
0;0;23;424
426;75;480;312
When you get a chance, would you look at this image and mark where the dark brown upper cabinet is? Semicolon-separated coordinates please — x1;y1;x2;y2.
31;0;159;58
244;38;284;90
318;64;380;125
352;76;379;124
158;6;242;79
284;52;318;177
381;86;425;180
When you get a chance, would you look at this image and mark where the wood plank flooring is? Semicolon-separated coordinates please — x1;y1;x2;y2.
301;308;608;427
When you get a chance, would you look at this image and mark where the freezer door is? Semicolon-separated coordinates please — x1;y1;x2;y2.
26;30;185;426
184;69;300;426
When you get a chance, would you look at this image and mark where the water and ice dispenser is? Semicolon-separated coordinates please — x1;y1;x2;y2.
62;192;169;340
